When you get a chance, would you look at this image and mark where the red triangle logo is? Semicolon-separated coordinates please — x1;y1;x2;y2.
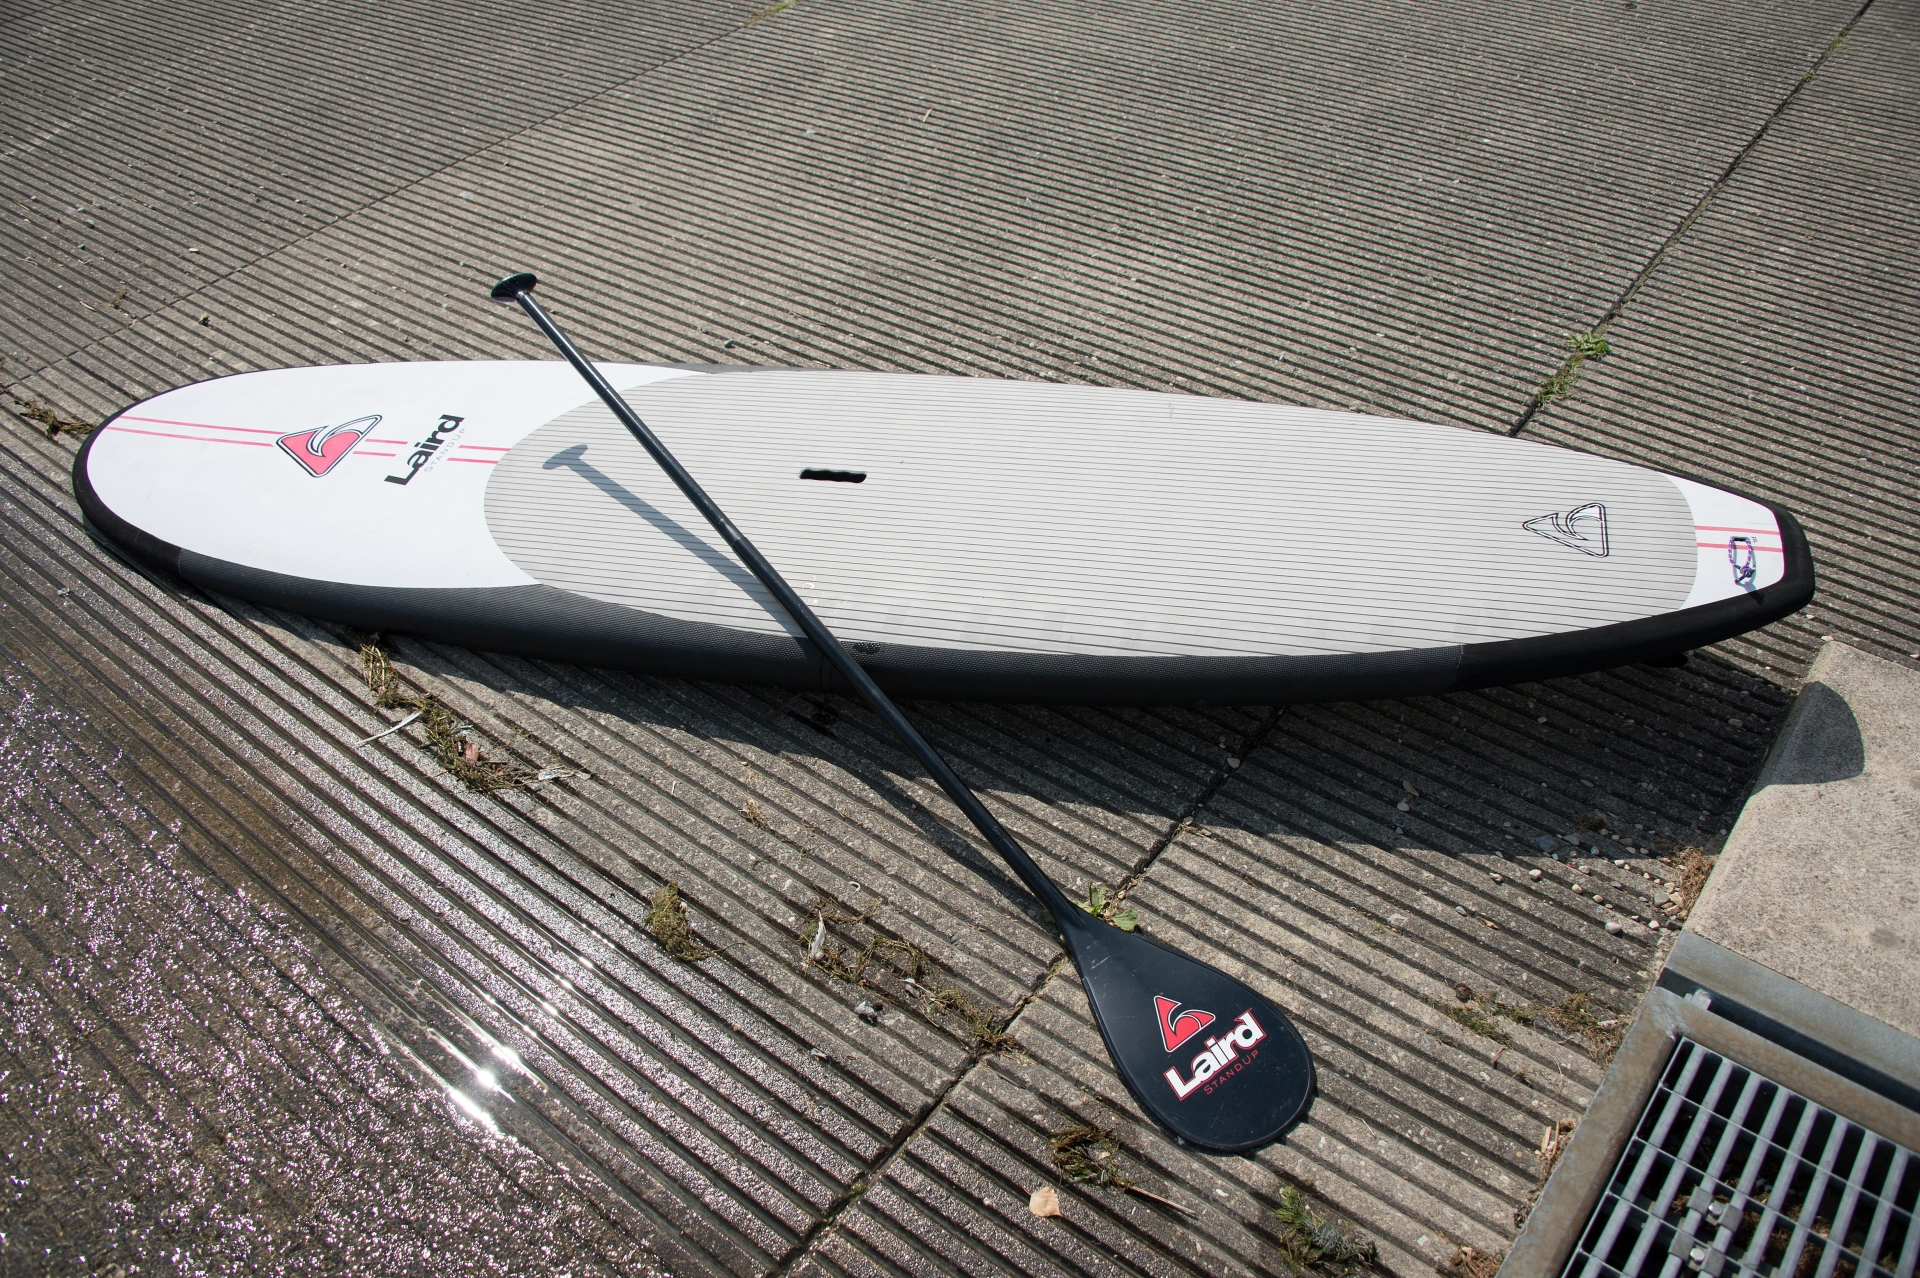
276;414;379;478
1154;995;1215;1053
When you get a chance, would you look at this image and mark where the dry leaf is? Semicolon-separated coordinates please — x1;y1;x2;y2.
1402;779;1420;797
1028;1185;1062;1218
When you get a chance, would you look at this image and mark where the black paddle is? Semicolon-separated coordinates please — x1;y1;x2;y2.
491;272;1314;1152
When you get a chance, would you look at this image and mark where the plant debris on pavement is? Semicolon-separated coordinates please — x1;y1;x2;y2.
800;905;1019;1056
645;882;728;962
1273;1183;1379;1274
358;639;534;791
1048;1124;1133;1189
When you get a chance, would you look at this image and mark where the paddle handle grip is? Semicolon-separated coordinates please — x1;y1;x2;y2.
492;274;1079;923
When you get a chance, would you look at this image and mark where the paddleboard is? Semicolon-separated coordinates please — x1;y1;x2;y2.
73;362;1812;704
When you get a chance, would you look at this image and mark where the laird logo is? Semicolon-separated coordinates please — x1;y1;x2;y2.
277;414;379;478
1154;995;1215;1053
1163;1009;1266;1101
385;414;466;486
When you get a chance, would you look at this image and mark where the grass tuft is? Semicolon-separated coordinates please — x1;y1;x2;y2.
1273;1184;1378;1275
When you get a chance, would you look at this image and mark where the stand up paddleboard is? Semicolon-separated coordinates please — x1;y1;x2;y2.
74;361;1812;704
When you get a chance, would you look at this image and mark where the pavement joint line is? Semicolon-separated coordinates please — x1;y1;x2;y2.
1507;0;1876;438
765;704;1283;1274
1;0;796;390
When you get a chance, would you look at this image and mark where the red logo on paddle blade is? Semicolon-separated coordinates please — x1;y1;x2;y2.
1155;995;1215;1053
277;414;380;477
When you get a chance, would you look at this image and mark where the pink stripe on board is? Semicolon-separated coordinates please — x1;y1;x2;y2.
120;414;280;436
107;425;271;447
447;456;498;465
354;451;398;458
457;444;511;452
366;437;409;445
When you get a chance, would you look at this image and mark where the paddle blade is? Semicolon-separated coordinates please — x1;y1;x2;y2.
1068;921;1313;1152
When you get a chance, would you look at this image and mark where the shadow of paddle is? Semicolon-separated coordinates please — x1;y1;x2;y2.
540;443;789;628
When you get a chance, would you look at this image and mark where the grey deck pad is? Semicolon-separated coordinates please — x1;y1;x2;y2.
491;370;1699;656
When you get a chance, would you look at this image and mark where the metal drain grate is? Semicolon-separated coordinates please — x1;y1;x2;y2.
1565;1038;1919;1277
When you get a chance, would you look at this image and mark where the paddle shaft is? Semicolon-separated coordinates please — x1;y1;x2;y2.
498;280;1078;922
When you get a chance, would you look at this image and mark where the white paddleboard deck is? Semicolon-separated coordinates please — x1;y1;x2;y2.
75;362;1812;703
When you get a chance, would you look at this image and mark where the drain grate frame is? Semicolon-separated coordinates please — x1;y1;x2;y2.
1566;1036;1918;1276
1504;982;1920;1278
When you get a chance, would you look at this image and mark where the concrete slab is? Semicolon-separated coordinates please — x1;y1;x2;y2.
1688;640;1920;1042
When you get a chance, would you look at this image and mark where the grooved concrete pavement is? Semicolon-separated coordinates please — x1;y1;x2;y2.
3;0;1912;1272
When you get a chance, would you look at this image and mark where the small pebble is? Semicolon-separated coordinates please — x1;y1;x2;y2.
1455;905;1469;917
1604;921;1623;935
1226;756;1241;768
1536;716;1548;724
853;1000;879;1024
1572;883;1584;894
1489;872;1504;883
1396;800;1411;812
1528;868;1543;880
1387;913;1408;927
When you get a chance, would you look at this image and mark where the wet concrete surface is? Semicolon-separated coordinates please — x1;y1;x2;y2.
0;663;665;1275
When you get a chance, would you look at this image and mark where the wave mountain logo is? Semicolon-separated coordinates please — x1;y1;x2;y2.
1524;501;1609;557
277;414;381;477
1154;995;1215;1053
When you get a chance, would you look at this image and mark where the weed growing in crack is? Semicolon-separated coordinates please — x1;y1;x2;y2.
357;639;534;792
1075;882;1138;931
644;882;728;962
1530;328;1613;409
799;905;1020;1057
1273;1184;1378;1275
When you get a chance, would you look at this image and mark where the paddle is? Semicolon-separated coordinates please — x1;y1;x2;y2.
490;272;1314;1152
